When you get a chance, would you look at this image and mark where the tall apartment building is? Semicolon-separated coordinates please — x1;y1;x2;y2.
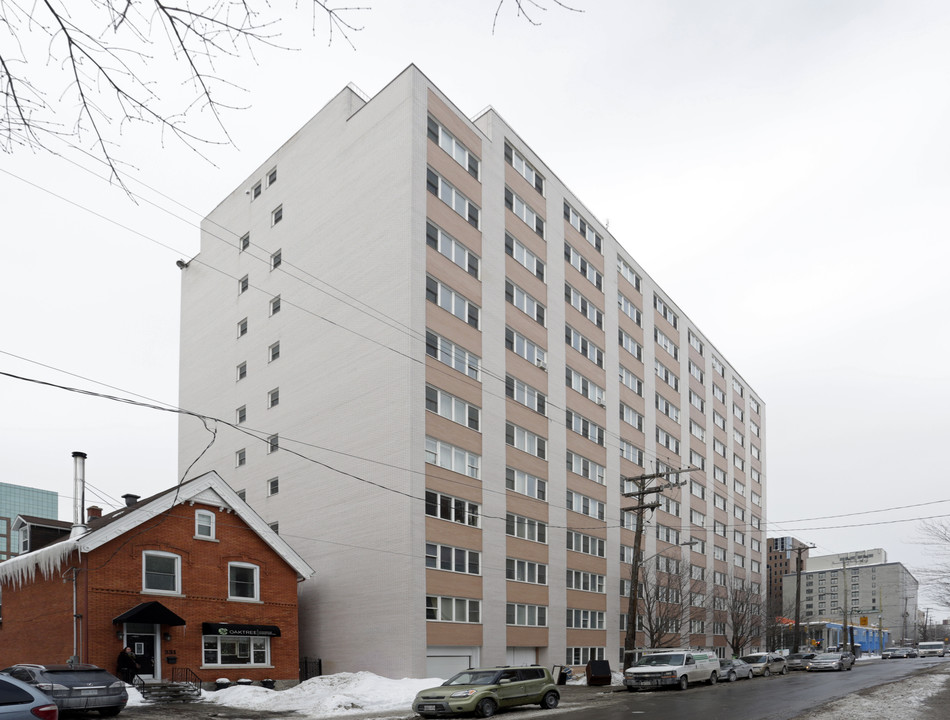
767;536;809;614
0;482;58;560
178;65;767;677
782;549;919;646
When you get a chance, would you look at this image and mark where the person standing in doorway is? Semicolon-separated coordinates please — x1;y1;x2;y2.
116;646;139;684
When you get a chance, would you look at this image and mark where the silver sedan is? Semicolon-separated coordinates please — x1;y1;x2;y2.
719;658;755;681
806;652;854;671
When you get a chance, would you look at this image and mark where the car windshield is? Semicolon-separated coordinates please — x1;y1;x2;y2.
740;655;765;664
815;654;840;660
788;654;804;660
635;654;684;667
444;671;499;686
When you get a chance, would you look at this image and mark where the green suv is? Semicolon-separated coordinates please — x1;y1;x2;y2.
413;665;560;718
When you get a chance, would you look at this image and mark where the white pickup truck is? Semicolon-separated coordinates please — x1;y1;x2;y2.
623;649;721;691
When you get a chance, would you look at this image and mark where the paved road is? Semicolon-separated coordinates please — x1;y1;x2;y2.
113;657;949;720
553;656;950;720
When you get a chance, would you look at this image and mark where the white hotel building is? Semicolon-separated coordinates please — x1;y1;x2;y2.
178;65;767;677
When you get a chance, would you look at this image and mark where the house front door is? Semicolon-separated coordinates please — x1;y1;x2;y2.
128;633;157;679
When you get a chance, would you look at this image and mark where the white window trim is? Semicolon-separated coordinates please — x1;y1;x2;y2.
228;561;261;602
143;550;182;596
195;510;216;541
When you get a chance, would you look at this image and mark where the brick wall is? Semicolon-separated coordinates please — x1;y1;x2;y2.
0;502;302;684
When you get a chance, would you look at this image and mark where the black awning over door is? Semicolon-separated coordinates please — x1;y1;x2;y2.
112;601;186;626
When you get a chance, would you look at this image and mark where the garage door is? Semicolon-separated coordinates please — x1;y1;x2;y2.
426;654;472;679
506;647;538;665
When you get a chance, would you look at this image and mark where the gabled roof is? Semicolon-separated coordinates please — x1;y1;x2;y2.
10;515;70;531
0;471;314;587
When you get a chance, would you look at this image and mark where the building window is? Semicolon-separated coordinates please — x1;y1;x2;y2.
269;295;281;315
426;596;480;623
566;491;605;521
618;258;641;291
236;489;246;501
237;362;247;380
688;330;704;356
427;221;479;277
506;422;547;459
618;292;642;326
506;467;546;501
426;543;480;575
236;449;246;467
656;393;680;423
237;318;248;337
268;521;279;534
426;385;481;429
506;376;547;415
428;116;479;178
267;434;279;453
655;327;679;360
566;409;605;445
506;280;546;325
505;233;545;280
505;142;544;194
506;327;547;368
567;451;606;484
425;436;481;479
238;275;249;294
690;450;705;470
567;283;604;328
228;562;260;601
619;439;644;466
713;384;726;403
653;294;679;328
566;569;606;593
426;490;481;527
506;513;547;543
203;634;269;666
269;251;282;272
568;531;606;558
507;558;548;585
236;405;246;424
267;167;277;186
565;242;603;289
267;477;279;496
505;187;544;237
506;603;548;627
566;324;604;367
620;403;644;431
143;551;181;594
271;205;283;225
655;359;679;390
426;275;480;328
239;233;250;251
427;329;481;379
251;182;261;199
269;342;280;362
712;357;725;377
195;510;215;539
689;361;705;384
564;202;603;253
426;167;480;228
567;647;604;666
619;365;643;395
268;388;279;409
567;609;604;629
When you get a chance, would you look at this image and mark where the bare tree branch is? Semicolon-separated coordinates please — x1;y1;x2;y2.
492;0;582;35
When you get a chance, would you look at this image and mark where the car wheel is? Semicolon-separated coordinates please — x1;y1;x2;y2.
780;665;788;675
99;709;122;718
728;670;737;682
677;675;689;691
846;664;852;671
476;698;498;718
763;668;771;677
540;691;559;709
708;672;718;686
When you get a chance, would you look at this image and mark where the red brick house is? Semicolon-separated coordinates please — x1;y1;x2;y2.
0;471;313;687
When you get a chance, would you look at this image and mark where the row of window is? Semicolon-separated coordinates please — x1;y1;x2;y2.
144;550;260;601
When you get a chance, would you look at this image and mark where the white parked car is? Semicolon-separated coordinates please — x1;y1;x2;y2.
624;650;721;691
739;653;787;677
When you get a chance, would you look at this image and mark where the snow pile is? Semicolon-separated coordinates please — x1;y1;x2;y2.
204;671;444;716
796;671;947;720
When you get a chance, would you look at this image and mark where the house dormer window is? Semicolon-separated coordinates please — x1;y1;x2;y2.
195;510;215;540
143;551;181;594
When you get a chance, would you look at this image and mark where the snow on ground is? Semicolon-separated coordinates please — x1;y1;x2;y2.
201;672;443;717
793;669;949;720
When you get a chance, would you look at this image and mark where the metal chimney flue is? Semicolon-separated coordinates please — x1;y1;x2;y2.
70;451;89;538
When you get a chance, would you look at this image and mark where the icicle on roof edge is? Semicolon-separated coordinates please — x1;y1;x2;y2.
0;540;80;589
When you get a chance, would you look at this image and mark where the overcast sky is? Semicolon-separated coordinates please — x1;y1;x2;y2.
1;1;948;606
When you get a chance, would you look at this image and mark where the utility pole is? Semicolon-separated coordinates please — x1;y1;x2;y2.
620;468;689;668
791;543;814;653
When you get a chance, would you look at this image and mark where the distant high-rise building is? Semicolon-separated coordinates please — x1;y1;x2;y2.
0;482;58;560
767;536;809;615
178;65;768;676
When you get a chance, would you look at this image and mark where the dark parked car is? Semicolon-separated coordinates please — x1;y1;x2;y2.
718;658;754;681
0;672;58;720
786;652;817;670
883;647;913;659
0;664;127;716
